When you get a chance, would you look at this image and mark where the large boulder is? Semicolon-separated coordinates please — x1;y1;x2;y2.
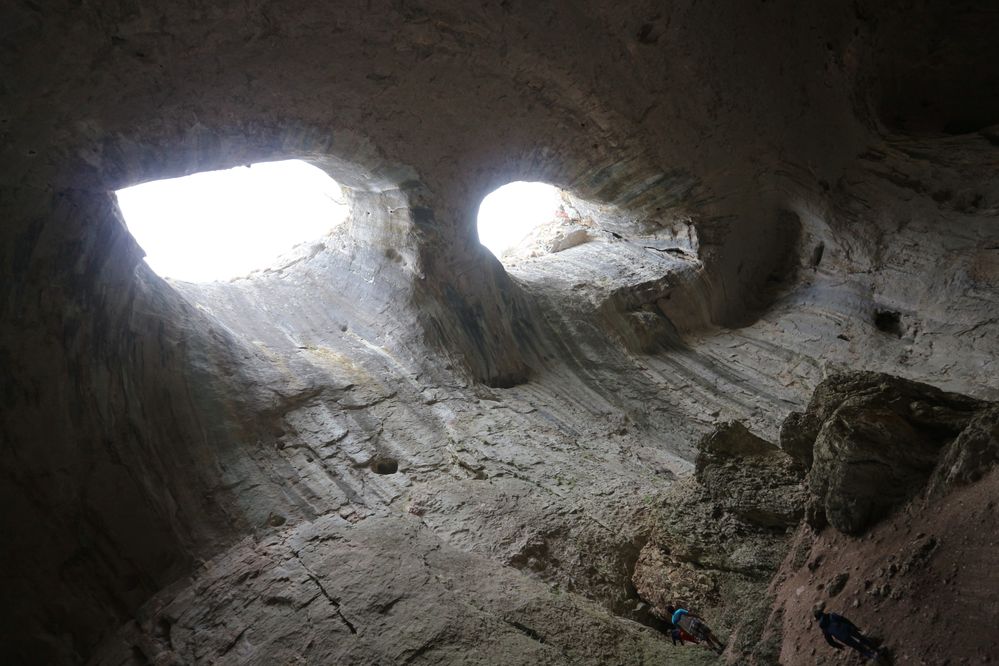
786;372;989;535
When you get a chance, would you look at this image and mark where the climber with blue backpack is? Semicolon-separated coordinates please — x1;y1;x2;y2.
665;605;726;654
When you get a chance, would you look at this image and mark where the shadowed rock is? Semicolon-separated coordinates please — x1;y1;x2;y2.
696;421;807;528
788;372;993;534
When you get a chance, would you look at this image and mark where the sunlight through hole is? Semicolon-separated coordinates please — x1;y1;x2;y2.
115;160;349;282
477;181;562;258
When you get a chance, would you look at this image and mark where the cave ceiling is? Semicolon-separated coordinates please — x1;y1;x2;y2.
1;1;998;664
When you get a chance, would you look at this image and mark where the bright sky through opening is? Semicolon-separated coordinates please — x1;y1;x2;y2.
477;181;562;257
115;160;349;282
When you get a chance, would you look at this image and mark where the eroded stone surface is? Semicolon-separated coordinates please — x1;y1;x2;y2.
633;421;805;659
788;372;992;534
1;1;998;664
90;514;717;666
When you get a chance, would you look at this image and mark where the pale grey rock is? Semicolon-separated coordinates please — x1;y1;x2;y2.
1;1;998;664
89;514;717;666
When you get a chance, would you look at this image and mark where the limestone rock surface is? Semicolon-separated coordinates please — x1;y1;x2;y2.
695;422;807;528
633;421;805;661
2;0;999;664
89;514;718;666
789;372;994;534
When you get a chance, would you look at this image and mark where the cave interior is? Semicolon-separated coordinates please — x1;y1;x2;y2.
2;1;999;664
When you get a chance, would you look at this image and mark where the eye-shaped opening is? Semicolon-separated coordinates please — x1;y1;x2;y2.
115;159;349;282
476;181;564;260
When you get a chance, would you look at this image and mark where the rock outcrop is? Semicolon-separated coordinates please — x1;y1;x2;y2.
633;422;806;662
733;373;999;664
766;469;999;665
696;422;807;529
627;374;999;664
784;372;994;535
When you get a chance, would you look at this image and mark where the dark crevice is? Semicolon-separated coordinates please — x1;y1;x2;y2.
507;620;545;643
874;309;903;337
370;456;399;474
337;609;358;634
484;371;530;389
296;556;359;635
810;242;825;267
130;646;152;666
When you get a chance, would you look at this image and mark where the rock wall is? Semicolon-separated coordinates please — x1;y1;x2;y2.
634;422;807;663
2;0;998;664
752;372;999;664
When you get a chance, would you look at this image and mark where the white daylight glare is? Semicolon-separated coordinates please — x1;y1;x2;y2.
477;181;561;258
115;160;349;282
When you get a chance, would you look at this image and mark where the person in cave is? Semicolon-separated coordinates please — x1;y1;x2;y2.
669;622;700;647
665;605;725;654
813;609;882;661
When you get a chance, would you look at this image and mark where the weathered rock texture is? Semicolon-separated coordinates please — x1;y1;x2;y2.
739;372;999;665
2;0;998;664
768;471;999;665
89;515;717;666
634;422;806;663
786;372;994;535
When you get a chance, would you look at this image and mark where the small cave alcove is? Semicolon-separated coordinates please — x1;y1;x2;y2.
370;456;400;474
874;309;903;337
873;2;999;137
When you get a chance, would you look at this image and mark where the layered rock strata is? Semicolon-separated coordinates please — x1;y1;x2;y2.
2;1;998;664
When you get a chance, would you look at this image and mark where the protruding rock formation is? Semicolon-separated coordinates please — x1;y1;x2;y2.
634;422;806;663
747;373;999;664
785;372;989;534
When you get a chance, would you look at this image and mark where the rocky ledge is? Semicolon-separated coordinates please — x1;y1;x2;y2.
629;371;998;664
